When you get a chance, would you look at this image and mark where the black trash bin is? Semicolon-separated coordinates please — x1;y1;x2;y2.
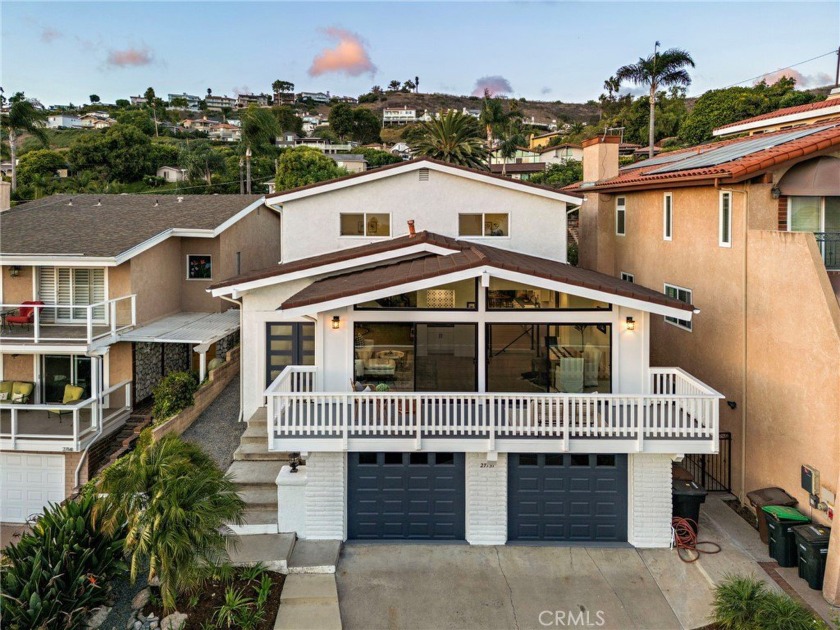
763;506;810;567
673;479;708;535
793;524;831;590
747;487;798;544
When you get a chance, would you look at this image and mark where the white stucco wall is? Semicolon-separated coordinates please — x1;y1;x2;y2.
278;168;569;263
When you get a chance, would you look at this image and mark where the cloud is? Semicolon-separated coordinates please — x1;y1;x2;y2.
106;46;153;68
40;27;62;43
759;68;833;89
308;27;377;77
471;75;513;97
540;86;552;95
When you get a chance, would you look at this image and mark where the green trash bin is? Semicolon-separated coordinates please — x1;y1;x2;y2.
792;524;831;590
763;506;810;567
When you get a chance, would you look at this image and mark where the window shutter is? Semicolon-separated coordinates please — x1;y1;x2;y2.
72;269;90;320
90;269;105;321
418;168;429;181
38;267;57;322
56;268;72;320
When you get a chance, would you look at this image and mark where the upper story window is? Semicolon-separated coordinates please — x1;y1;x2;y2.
788;196;840;232
719;192;732;247
615;197;626;236
458;213;509;237
340;213;391;237
487;278;610;310
620;272;635;283
663;193;673;241
664;283;692;331
187;255;212;280
355;279;477;310
38;267;105;323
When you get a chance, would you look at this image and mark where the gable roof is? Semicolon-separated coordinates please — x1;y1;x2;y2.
264;157;583;205
0;194;265;262
713;98;840;135
536;143;582;154
565;122;840;193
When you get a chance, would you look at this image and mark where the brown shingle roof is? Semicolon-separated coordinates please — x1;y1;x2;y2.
0;194;263;257
489;163;546;174
279;233;693;312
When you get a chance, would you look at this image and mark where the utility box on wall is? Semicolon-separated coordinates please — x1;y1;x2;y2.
801;465;820;495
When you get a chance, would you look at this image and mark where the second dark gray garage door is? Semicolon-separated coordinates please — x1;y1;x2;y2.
508;453;628;542
348;452;465;540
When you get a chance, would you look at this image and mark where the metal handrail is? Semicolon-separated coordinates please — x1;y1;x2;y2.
814;232;840;270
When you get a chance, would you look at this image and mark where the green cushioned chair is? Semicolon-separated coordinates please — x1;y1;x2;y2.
47;384;85;421
0;381;34;404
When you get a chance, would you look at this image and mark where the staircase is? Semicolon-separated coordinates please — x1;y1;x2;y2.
226;408;291;535
88;410;153;477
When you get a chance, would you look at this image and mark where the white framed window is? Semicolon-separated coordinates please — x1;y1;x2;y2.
719;192;732;247
620;272;634;283
340;213;391;237
663;193;673;241
664;283;692;331
458;212;510;237
615;197;626;236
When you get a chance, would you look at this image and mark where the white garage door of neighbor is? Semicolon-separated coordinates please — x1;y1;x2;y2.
1;453;65;523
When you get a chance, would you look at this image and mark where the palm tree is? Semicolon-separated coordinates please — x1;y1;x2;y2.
2;92;48;192
615;45;695;157
94;434;245;612
410;110;489;170
496;121;526;176
479;90;507;149
388;80;401;92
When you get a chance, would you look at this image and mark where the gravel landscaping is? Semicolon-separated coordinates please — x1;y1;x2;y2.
180;374;244;470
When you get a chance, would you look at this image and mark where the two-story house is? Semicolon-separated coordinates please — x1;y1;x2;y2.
209;157;722;547
571;124;840;605
0;194;281;524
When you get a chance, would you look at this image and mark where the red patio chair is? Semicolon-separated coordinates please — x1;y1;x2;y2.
6;301;45;329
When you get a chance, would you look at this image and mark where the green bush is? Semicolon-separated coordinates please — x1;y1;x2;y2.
152;371;198;421
0;493;126;630
712;575;826;630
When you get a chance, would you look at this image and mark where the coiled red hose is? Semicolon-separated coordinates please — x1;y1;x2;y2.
672;516;722;562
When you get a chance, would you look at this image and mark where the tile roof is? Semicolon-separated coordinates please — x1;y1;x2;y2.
275;232;693;313
565;122;840;193
714;98;839;132
0;194;263;258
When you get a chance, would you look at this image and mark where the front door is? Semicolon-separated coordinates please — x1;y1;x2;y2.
266;322;315;386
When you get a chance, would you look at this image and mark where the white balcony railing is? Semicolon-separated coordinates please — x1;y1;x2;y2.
264;366;723;454
0;295;136;344
0;380;132;452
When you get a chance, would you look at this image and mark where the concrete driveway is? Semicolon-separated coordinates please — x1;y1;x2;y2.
337;544;682;630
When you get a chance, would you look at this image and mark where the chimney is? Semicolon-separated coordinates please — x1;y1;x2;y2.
827;87;840;101
0;181;10;212
581;135;620;184
407;220;416;237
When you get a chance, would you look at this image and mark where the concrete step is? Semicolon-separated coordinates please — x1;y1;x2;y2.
241;506;278;526
275;575;342;630
238;486;278;509
234;443;289;461
228;533;295;573
287;540;341;575
241;424;269;446
227;460;285;485
280;574;338;604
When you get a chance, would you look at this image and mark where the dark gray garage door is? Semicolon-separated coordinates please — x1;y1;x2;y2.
508;453;627;542
348;452;465;540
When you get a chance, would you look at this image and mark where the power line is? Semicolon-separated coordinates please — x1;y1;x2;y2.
722;49;838;89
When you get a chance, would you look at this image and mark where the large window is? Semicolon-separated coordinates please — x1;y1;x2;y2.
788;196;840;232
615;197;626;236
42;355;92;403
719;192;732;247
458;213;509;237
663;193;673;241
355;279;477;310
487;323;611;393
340;213;391;237
664;284;692;331
38;267;105;323
486;278;610;310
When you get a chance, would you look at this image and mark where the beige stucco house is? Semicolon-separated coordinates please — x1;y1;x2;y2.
0;194;281;523
572;121;840;604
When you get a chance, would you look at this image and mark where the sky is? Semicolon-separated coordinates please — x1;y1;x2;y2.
2;1;839;107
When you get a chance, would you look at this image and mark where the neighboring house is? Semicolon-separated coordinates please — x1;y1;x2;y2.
294;137;355;153
208;123;242;143
209;157;722;548
46;114;82;129
181;117;217;132
335;95;359;104
0;194;282;524
390;142;412;159
167;93;201;110
489;162;546;180
331;154;368;173
537;143;583;165
237;93;270;108
529;130;564;149
206;95;238;111
276;132;300;148
86;116;116;130
156;166;188;182
129;95;147;106
383;107;417;125
488;147;541;165
713;89;840;137
461;107;481;119
273;91;296;106
570;127;840;603
297;92;331;104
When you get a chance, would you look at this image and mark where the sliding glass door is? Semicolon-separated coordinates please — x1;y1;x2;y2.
42;355;92;403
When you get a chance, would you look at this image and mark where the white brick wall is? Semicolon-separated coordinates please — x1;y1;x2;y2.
465;453;507;545
304;452;346;540
627;453;673;548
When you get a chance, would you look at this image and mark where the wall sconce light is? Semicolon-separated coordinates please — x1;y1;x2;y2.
331;315;340;330
727;400;737;410
8;266;21;278
771;187;781;200
625;316;636;331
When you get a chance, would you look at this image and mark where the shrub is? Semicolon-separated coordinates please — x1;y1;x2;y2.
712;575;826;630
152;371;198;421
756;592;825;630
0;493;126;630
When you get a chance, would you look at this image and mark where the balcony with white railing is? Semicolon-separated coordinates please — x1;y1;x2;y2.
0;295;136;347
0;380;132;452
264;366;723;455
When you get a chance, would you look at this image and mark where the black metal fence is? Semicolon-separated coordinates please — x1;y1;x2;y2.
814;232;840;270
683;431;732;492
